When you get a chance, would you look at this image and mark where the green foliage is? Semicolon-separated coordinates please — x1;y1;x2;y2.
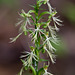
10;0;62;75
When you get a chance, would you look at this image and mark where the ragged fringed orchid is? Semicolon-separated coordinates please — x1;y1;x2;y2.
10;0;62;75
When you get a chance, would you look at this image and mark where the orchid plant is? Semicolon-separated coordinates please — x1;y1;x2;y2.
10;0;62;75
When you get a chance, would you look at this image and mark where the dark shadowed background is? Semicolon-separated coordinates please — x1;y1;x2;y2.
0;0;75;75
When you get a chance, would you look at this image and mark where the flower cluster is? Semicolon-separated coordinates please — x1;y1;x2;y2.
10;0;62;75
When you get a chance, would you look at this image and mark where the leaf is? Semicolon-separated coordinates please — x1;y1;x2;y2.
30;16;35;22
29;66;36;75
37;68;44;75
28;10;35;14
29;4;36;8
40;22;46;26
42;49;46;53
30;46;35;51
21;59;25;64
38;2;44;6
25;66;28;70
23;26;27;35
38;11;50;20
28;30;33;33
39;59;48;62
43;25;47;28
20;13;25;17
24;31;27;35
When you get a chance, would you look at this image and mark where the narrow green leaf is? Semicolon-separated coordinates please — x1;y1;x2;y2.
37;68;44;75
38;11;50;20
24;31;27;35
39;59;48;62
43;25;47;28
29;4;36;8
30;66;36;75
28;10;35;14
42;49;46;53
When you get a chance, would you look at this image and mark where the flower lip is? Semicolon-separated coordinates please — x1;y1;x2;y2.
35;27;39;31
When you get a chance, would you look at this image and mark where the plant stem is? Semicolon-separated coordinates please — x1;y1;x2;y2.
34;1;40;74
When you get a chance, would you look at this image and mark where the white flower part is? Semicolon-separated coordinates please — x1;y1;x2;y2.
19;67;24;75
32;32;38;43
21;9;31;17
10;10;32;43
16;9;32;34
52;16;62;31
16;20;24;26
47;25;59;45
29;27;39;43
54;23;59;31
35;27;39;31
46;1;62;32
43;36;56;52
44;46;56;63
10;32;23;43
53;16;62;26
47;1;53;13
39;0;49;2
21;51;39;67
19;17;31;32
29;27;45;43
47;23;56;38
45;0;49;2
43;69;53;75
38;0;49;5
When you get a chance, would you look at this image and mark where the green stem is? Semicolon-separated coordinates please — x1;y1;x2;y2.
30;66;36;75
34;1;40;74
37;68;44;75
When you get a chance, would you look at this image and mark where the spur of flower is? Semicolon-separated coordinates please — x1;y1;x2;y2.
20;47;39;67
